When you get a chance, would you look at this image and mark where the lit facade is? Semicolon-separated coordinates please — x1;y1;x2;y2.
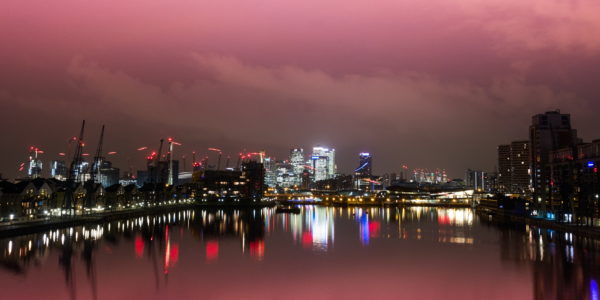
50;160;67;181
290;148;305;186
311;146;336;182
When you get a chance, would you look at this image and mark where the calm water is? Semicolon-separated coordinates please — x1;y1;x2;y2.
0;206;599;300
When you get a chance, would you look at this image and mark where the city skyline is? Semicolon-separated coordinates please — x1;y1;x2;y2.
0;110;597;181
2;0;600;180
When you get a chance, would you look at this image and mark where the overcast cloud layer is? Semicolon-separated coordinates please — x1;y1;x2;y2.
1;0;599;179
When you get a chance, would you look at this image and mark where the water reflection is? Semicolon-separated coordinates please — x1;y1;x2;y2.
484;216;600;300
0;207;598;299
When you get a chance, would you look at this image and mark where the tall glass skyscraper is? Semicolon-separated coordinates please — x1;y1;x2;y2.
311;146;336;182
290;148;305;186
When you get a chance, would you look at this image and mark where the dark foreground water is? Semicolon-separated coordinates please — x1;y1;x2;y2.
0;206;599;300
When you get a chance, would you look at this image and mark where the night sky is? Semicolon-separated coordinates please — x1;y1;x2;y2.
1;0;600;179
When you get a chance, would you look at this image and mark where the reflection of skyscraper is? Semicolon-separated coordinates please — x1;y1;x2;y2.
311;146;336;182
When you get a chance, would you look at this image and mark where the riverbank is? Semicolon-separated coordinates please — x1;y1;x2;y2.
280;200;472;208
476;206;600;240
0;202;276;238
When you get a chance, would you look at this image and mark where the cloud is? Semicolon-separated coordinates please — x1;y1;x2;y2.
457;0;600;54
60;54;591;175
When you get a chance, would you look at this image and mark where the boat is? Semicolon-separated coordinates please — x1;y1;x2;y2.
275;205;301;214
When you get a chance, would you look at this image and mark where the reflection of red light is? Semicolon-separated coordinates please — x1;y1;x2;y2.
134;235;144;258
438;215;450;225
249;240;265;261
302;232;312;248
369;221;381;238
206;241;219;262
170;244;179;265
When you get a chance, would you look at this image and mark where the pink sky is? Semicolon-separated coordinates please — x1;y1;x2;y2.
1;0;600;177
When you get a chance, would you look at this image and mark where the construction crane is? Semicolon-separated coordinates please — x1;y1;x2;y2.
208;148;222;170
152;139;164;184
236;153;243;170
192;151;202;170
167;137;182;185
27;146;44;178
90;125;105;184
225;155;231;169
65;120;86;214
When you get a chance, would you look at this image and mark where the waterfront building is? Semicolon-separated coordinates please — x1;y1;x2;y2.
50;160;67;181
530;111;579;206
315;175;354;191
412;168;447;184
498;141;531;194
498;144;512;191
98;160;120;188
510;141;530;193
241;161;265;201
139;160;179;186
0;178;55;218
465;169;486;192
549;139;600;223
484;172;499;193
311;146;336;182
381;173;399;188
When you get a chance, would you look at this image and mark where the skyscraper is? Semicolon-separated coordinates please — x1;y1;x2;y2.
311;146;336;182
50;160;67;181
498;141;530;194
290;148;305;186
465;169;486;191
241;160;265;201
530;111;579;204
510;141;530;193
498;144;512;191
355;152;372;177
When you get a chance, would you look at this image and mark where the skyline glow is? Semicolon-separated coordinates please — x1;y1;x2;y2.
1;0;600;178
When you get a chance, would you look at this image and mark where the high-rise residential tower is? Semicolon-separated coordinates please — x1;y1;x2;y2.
530;111;579;203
